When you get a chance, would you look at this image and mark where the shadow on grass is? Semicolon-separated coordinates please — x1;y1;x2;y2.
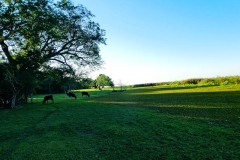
96;89;240;129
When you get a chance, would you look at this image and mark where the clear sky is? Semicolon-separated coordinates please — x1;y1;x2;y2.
73;0;240;85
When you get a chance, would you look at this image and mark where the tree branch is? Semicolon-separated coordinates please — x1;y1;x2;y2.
49;58;73;71
0;40;15;64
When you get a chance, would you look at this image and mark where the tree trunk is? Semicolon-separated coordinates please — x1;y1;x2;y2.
10;93;16;108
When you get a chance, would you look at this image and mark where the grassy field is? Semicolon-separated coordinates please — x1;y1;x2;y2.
0;85;240;159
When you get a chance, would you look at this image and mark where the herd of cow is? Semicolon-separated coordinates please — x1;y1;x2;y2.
42;92;90;104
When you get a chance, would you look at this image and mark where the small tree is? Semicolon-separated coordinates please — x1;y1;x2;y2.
118;79;127;91
96;74;114;90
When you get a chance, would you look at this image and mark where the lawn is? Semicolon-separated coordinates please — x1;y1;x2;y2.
0;85;240;159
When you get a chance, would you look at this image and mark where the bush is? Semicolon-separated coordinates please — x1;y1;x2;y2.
181;78;203;85
133;83;156;87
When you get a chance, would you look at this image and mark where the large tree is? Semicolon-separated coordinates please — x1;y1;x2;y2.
0;0;106;107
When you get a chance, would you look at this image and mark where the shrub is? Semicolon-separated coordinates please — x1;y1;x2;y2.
181;78;203;85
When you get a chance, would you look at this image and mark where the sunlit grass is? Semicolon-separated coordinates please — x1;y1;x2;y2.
0;85;240;159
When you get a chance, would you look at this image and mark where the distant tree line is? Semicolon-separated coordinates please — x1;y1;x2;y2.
36;73;114;94
132;76;240;87
168;76;240;86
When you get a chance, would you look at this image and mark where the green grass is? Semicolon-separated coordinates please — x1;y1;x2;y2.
0;86;240;159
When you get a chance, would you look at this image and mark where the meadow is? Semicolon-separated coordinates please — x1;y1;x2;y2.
0;85;240;159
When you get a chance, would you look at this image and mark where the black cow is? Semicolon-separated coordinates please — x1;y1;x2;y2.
42;95;54;104
66;92;77;99
82;92;90;97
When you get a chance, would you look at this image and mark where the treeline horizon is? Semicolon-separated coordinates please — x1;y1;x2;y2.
36;75;240;94
132;75;240;87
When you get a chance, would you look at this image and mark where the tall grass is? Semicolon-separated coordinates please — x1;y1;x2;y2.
0;85;240;159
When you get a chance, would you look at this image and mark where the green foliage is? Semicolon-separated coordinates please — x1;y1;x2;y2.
0;63;14;105
96;74;114;89
36;67;81;94
1;0;106;67
79;78;94;89
132;76;240;88
181;78;202;85
133;83;156;87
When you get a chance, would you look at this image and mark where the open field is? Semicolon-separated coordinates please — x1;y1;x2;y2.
0;85;240;159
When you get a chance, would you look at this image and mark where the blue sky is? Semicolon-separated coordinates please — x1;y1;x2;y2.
73;0;240;85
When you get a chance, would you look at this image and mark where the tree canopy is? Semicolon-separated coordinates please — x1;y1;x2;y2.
96;74;114;90
0;0;106;107
0;0;106;70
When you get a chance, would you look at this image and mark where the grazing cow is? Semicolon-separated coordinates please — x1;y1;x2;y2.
42;95;54;104
66;92;77;99
82;92;90;97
